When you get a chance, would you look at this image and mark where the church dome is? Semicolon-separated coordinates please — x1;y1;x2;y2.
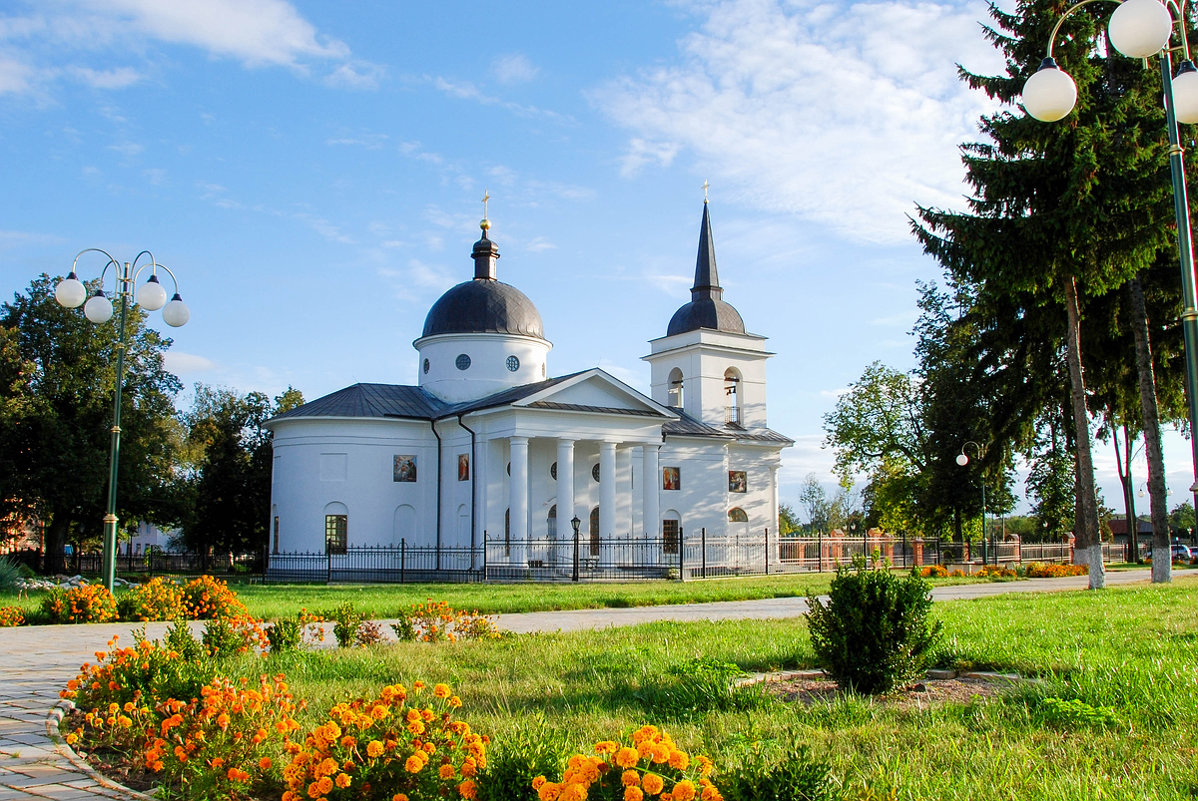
666;200;746;336
667;297;745;336
421;226;545;339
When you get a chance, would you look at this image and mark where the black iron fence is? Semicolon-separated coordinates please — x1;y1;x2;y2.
12;531;1114;585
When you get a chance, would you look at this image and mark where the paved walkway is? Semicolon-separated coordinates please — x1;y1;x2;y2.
0;569;1163;799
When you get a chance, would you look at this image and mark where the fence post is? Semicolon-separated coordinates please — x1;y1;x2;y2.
764;527;769;575
678;526;685;581
818;530;823;572
482;531;488;581
572;524;580;582
701;527;707;579
400;538;406;584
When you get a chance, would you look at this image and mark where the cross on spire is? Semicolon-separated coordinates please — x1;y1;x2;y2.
702;179;710;203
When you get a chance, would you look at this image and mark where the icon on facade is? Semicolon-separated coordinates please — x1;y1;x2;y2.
663;466;681;491
458;454;469;481
728;470;747;493
393;455;417;483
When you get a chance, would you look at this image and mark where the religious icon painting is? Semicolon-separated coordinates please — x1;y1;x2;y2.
729;470;747;493
663;466;681;491
393;455;417;483
458;453;469;481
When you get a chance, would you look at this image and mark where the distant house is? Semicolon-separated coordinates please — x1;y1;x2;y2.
1107;517;1154;540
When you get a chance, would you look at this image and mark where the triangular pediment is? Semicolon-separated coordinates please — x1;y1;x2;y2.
513;369;676;419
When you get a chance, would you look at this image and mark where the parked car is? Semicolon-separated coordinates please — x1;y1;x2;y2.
1146;543;1193;562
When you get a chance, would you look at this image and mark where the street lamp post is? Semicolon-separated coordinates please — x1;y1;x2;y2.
956;442;986;563
1022;0;1198;526
571;515;582;582
55;249;189;593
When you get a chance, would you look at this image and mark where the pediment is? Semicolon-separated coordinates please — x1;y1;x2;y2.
514;369;674;418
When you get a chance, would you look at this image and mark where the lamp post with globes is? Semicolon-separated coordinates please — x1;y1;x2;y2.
54;249;189;593
956;442;987;562
1022;0;1198;537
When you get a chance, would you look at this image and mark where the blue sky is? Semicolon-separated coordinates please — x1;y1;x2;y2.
2;0;1192;520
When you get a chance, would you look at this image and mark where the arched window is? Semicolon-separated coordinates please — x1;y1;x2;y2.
724;368;742;425
548;504;558;538
663;510;681;555
324;502;348;555
393;504;416;546
668;367;684;408
589;506;600;556
728;507;748;522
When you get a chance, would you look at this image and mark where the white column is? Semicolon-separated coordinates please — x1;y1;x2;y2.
642;444;660;539
556;438;575;537
770;463;781;563
599;441;617;547
509;436;529;565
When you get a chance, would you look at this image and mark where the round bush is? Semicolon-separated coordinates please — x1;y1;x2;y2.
806;559;942;695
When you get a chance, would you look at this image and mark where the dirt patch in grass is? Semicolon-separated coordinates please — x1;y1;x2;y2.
764;675;1008;711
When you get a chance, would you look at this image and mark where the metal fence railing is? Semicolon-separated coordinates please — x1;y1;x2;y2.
12;530;1130;585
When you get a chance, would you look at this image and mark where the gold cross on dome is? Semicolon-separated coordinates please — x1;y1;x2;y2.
702;179;710;202
482;190;490;218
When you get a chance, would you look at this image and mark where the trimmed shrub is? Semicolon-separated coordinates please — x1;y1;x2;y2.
42;583;119;624
806;558;942;695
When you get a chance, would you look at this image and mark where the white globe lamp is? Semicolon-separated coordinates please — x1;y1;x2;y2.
161;294;190;327
83;291;114;324
1173;62;1198;124
956;453;969;467
136;274;167;310
1108;0;1173;59
54;273;87;308
1023;58;1078;121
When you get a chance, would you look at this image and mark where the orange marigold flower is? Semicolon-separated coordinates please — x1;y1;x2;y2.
622;770;641;787
458;779;478;799
392;795;409;801
616;747;640;768
260;757;273;771
433;683;452;698
673;779;697;801
668;750;689;771
642;773;665;795
439;764;456;779
335;773;351;789
625;788;645;801
405;755;425;773
366;740;385;758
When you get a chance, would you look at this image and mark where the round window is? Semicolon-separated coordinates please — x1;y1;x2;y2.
422;358;430;374
506;355;520;372
455;354;471;371
592;464;601;482
550;461;557;480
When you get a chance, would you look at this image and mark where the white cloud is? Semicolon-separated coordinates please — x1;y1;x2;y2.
593;0;1006;246
492;53;539;84
165;351;218;374
67;65;140;88
429;75;573;123
0;53;36;93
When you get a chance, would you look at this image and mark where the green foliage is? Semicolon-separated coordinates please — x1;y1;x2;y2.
1033;696;1119;730
265;616;304;653
634;656;766;718
719;736;831;801
476;713;572;801
163;619;206;663
327;602;363;647
0;556;22;592
806;558;942;694
390;612;416;641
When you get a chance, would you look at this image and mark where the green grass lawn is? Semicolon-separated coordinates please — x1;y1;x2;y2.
187;574;1198;801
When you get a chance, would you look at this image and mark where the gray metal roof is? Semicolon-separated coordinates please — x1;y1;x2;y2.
269;383;449;423
662;407;792;445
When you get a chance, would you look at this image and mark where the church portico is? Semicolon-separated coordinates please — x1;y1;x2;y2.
265;197;792;581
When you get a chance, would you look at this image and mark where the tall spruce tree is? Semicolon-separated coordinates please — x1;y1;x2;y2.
914;0;1192;588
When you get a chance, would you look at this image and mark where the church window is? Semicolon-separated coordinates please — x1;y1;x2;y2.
667;368;684;407
589;506;600;556
592;463;601;482
550;461;557;480
506;355;520;372
456;353;471;370
728;507;748;522
724;368;742;425
423;358;430;374
325;514;347;555
273;516;280;554
662;518;680;554
542;363;546;378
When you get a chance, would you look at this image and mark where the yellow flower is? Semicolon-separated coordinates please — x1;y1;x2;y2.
433;683;452;698
440;764;457;779
622;770;641;786
626;788;645;801
335;773;351;789
673;779;697;801
405;755;425;773
366;740;385;758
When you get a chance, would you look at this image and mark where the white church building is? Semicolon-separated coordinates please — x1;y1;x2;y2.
264;200;791;580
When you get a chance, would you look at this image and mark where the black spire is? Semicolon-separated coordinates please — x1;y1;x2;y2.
691;199;722;301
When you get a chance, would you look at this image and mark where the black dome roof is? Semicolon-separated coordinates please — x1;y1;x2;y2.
667;298;744;336
420;228;545;339
667;201;745;336
422;278;544;338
